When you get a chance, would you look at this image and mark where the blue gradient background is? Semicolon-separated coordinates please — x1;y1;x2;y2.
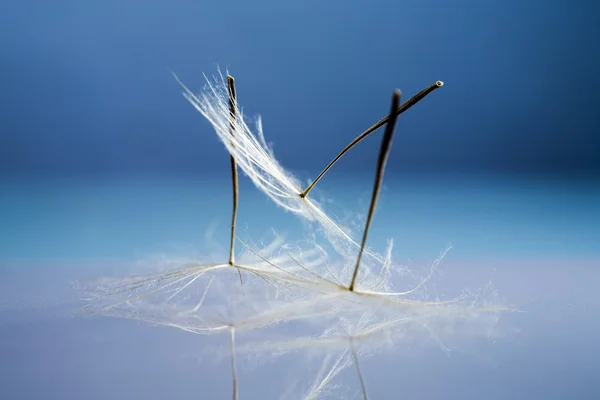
1;0;599;399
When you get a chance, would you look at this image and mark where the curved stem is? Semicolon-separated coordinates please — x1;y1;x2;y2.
301;80;443;198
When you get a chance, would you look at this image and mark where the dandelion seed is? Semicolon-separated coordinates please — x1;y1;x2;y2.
80;69;513;400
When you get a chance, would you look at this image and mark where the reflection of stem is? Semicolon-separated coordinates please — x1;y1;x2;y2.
300;81;443;198
349;90;401;292
350;338;369;400
230;327;238;400
227;75;243;286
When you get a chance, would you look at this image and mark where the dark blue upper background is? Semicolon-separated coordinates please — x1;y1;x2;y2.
1;0;598;179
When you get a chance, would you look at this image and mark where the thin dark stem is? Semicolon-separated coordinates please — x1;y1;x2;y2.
300;81;443;198
230;327;238;400
348;90;401;292
227;76;243;286
350;338;369;400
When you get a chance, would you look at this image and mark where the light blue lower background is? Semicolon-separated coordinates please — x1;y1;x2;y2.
1;175;599;399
